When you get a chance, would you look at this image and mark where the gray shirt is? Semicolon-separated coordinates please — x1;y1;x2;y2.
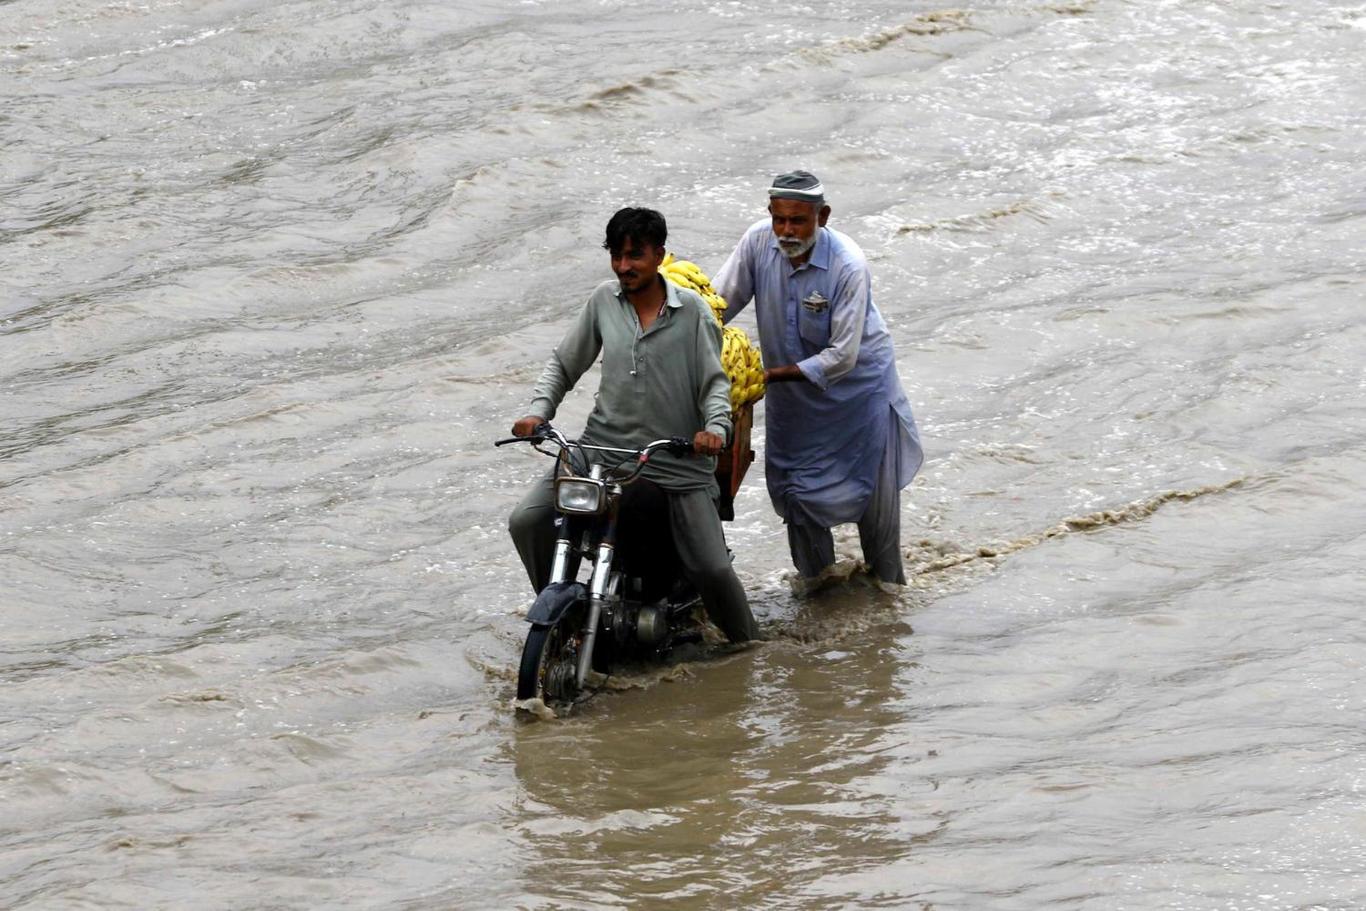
528;277;732;493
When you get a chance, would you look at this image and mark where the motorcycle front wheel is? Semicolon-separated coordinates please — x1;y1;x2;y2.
516;606;584;704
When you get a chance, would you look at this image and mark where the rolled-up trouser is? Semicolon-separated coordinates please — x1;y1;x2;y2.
507;472;758;642
785;429;905;586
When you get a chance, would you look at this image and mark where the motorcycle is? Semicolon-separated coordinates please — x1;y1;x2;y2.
496;424;713;709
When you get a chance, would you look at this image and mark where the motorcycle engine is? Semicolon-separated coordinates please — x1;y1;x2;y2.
634;605;668;646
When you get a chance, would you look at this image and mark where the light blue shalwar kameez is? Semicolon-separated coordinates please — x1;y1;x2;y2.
714;219;923;583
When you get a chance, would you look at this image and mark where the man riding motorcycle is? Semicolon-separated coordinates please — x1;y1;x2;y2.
506;207;759;643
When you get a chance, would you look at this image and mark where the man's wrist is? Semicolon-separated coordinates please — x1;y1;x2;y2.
764;364;806;383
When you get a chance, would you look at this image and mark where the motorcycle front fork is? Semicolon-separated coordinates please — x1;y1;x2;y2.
576;540;616;685
547;520;621;689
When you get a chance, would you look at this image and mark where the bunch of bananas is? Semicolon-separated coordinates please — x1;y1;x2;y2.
660;254;728;322
660;253;765;412
720;323;765;412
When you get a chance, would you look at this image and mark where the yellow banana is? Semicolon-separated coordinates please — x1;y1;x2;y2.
662;254;765;413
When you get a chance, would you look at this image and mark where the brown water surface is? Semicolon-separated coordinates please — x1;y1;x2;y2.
3;1;1365;908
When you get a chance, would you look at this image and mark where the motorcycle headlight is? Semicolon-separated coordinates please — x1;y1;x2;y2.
555;477;606;515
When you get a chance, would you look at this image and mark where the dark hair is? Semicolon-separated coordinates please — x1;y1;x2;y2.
603;207;667;254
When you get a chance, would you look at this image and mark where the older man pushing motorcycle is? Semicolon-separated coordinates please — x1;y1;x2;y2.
713;170;924;590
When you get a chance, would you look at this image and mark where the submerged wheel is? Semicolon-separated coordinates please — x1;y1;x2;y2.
516;611;581;703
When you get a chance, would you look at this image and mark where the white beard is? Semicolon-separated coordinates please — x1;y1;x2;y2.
776;233;816;259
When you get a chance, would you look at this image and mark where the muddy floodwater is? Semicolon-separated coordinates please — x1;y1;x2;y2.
3;1;1365;908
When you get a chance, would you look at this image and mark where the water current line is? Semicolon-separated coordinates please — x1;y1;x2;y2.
905;477;1249;579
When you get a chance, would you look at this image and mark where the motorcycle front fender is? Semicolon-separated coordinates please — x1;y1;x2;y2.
526;580;588;628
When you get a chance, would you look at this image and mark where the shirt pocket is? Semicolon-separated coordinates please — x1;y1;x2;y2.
797;299;832;349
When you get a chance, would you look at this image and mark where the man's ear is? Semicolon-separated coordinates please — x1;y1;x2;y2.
818;205;831;227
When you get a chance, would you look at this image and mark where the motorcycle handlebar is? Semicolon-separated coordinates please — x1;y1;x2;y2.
494;422;553;447
661;436;693;456
493;425;695;467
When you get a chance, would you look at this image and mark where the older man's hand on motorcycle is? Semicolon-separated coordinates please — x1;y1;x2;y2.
692;430;724;457
511;416;544;437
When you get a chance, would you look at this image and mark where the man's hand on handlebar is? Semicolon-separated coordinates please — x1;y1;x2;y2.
511;415;544;437
692;430;724;457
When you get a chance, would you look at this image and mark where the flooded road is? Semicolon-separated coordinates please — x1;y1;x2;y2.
3;0;1365;907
